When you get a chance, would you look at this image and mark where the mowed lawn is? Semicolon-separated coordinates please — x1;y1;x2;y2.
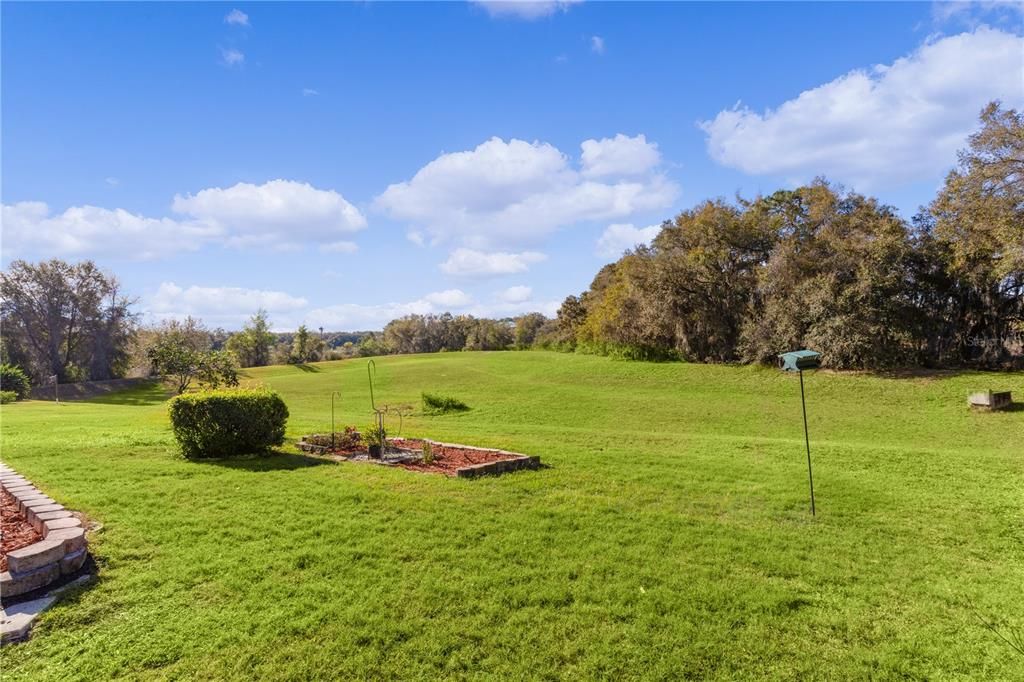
1;352;1022;680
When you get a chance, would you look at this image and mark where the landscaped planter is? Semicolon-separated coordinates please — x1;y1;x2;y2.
0;465;89;601
296;435;541;478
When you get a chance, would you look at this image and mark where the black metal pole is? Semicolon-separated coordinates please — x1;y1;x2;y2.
799;370;815;516
331;392;337;449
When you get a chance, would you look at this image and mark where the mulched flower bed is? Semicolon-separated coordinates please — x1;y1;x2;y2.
388;438;521;476
1;489;43;573
298;437;526;477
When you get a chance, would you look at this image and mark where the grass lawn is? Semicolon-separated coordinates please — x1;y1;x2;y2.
1;351;1022;680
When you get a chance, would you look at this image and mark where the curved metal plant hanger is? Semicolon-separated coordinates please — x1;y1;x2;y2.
366;360;412;454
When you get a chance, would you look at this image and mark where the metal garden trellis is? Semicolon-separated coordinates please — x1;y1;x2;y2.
365;359;412;458
330;391;341;449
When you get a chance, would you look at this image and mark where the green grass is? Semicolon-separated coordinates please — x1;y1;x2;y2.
1;352;1022;680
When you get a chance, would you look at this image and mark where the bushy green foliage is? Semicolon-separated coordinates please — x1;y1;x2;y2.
226;310;276;367
422;392;469;414
362;422;386;448
148;319;240;393
168;388;288;459
548;103;1023;370
0;364;31;399
304;427;361;450
0;259;136;383
0;390;18;404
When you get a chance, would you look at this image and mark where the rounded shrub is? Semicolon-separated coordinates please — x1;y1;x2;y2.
168;388;289;459
0;364;31;400
1;390;18;404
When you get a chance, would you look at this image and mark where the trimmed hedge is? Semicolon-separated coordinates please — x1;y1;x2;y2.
168;388;289;459
0;364;31;400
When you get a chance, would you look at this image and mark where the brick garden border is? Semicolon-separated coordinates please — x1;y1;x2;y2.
0;464;89;601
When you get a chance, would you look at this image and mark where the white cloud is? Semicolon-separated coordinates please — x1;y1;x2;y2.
219;47;245;67
424;289;473;307
596;222;661;258
3;179;367;260
701;28;1024;188
105;177;120;187
302;88;319;97
440;248;547;277
472;0;581;20
320;240;358;254
146;280;551;331
407;230;426;247
172;179;367;250
374;136;677;248
590;35;605;54
0;201;220;260
499;285;532;303
581;134;660;178
307;289;474;329
932;1;1024;25
224;9;250;26
148;282;307;329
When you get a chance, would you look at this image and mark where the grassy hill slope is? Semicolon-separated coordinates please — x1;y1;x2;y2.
1;352;1021;680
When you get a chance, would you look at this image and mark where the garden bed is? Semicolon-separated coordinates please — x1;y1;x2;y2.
296;435;540;478
1;490;42;573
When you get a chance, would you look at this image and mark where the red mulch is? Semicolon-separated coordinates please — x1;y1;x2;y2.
1;489;43;572
322;439;521;477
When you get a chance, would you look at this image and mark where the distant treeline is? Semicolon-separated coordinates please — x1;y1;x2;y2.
534;102;1023;370
1;104;1019;384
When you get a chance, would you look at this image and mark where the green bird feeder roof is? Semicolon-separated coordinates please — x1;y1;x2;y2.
778;349;822;372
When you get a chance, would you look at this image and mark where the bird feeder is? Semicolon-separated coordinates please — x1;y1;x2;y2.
778;349;821;515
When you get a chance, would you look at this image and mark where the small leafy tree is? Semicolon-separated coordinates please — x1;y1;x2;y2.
147;318;239;393
197;350;240;389
226;309;276;367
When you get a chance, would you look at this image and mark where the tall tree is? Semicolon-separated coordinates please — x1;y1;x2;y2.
0;259;137;382
740;182;921;369
922;101;1024;366
226;309;276;367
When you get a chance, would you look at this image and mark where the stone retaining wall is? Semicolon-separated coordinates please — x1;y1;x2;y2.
0;465;88;600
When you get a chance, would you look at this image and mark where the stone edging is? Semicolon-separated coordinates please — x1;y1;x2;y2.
0;464;89;601
297;436;541;477
389;438;542;478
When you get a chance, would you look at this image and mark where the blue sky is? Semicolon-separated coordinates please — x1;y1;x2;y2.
2;1;1022;330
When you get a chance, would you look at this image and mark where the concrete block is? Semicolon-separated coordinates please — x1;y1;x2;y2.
10;488;43;502
24;501;64;512
18;496;55;514
45;527;86;554
30;510;73;535
42;517;81;536
7;539;65;575
0;563;60;598
59;548;87;575
1;595;56;643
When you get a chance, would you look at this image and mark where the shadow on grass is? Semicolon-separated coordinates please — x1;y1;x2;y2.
84;381;173;406
863;366;1024;381
293;364;323;373
195;450;335;472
